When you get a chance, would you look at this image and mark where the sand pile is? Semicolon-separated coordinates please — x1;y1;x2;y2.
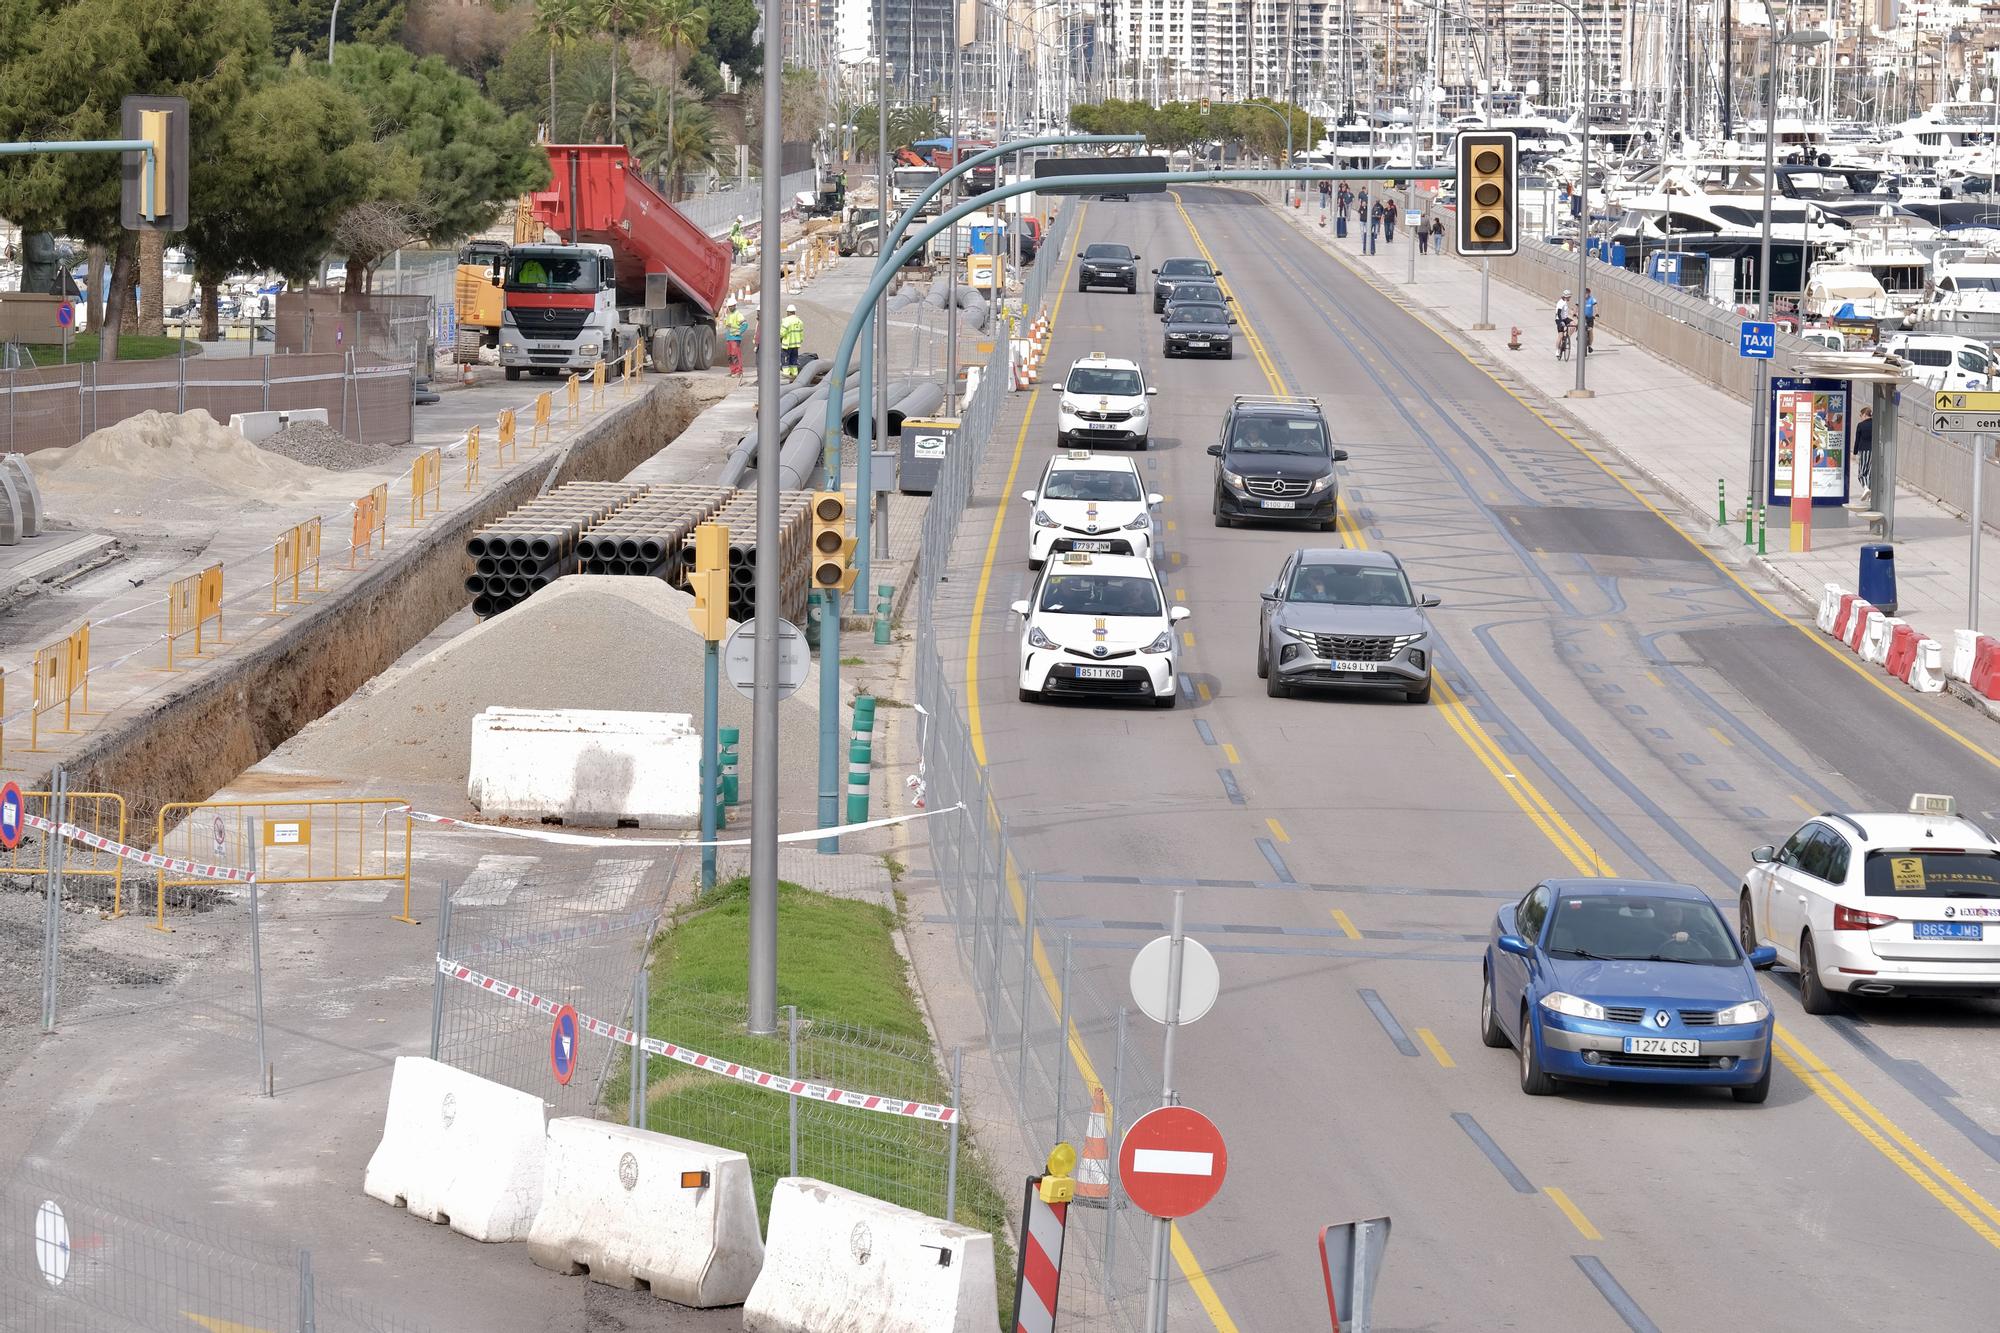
277;576;831;812
28;409;331;517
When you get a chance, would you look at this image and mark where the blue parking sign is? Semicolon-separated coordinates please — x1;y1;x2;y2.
1739;321;1776;359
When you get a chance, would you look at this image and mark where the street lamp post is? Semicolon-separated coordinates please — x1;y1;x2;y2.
1223;102;1294;207
1539;0;1593;398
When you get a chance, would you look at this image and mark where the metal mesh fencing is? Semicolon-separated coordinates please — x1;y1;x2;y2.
677;169;820;238
0;1161;434;1333
432;855;681;1117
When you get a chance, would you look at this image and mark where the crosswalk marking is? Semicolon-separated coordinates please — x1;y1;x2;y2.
451;853;541;906
555;857;655;912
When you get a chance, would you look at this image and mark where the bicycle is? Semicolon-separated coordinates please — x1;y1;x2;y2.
1556;321;1571;361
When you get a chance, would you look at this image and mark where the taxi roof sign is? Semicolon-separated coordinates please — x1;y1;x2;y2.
1910;792;1957;816
1066;449;1093;460
1061;552;1094;565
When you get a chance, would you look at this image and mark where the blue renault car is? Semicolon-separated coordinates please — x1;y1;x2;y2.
1481;879;1779;1103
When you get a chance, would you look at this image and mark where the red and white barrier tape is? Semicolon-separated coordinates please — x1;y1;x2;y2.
437;956;957;1124
397;802;962;849
21;811;257;884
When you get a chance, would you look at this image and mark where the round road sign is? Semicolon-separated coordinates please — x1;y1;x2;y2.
55;300;74;330
1129;935;1219;1026
35;1198;68;1287
723;617;810;701
0;781;24;851
1118;1105;1227;1219
550;1005;580;1086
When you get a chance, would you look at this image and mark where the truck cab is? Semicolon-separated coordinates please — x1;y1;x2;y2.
498;243;621;380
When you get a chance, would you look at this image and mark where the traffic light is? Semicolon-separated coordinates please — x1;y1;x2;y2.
810;491;857;593
1454;130;1517;257
120;95;188;231
1199;97;1211;116
687;521;730;641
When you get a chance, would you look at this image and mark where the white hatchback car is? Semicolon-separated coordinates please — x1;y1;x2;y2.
1051;353;1156;450
1739;794;2000;1013
1022;450;1162;569
1011;553;1187;708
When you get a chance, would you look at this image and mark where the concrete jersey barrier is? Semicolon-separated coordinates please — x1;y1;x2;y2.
468;706;702;829
526;1118;763;1307
363;1056;548;1242
743;1177;998;1333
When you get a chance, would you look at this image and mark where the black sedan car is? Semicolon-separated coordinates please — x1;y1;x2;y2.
1152;257;1220;312
1077;243;1140;292
1159;281;1225;318
1162;300;1234;359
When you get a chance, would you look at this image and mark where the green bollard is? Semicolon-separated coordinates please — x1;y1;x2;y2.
875;583;893;645
1717;477;1726;526
846;737;871;824
1757;503;1767;556
719;727;740;807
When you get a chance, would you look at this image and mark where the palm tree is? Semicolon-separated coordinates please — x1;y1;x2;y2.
588;0;658;143
559;46;647;143
533;0;590;140
649;0;708;177
662;100;723;196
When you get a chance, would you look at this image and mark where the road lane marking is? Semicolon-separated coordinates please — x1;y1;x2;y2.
1175;587;1186;600
1265;817;1290;843
1643;670;1665;688
1358;988;1420;1056
1451;1111;1535;1193
965;208;1087;765
1416;1026;1455;1068
1788;792;1818;815
1183;631;1196;646
1707;726;1736;748
1166;518;1178;531
1254;837;1295;883
1329;908;1362;940
1572;1256;1662;1333
1169;1223;1243;1333
1196;680;1212;701
1221;742;1240;764
1218;769;1246;805
1544;1187;1602;1241
1194;719;1216;745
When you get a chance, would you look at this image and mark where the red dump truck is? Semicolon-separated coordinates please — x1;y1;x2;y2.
500;144;734;379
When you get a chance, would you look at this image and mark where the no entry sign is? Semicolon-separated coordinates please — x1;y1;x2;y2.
1118;1105;1227;1219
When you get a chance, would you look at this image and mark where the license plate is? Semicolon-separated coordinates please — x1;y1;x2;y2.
1623;1037;1700;1056
1261;499;1297;509
1187;340;1209;348
1332;660;1379;673
1074;666;1121;680
1915;921;1984;940
1070;540;1113;552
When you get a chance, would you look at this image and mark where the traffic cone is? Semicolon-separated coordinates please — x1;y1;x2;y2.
1074;1087;1111;1205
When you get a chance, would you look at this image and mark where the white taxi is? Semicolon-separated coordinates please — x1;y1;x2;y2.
1050;353;1157;450
1739;794;2000;1013
1021;450;1162;569
1010;553;1187;708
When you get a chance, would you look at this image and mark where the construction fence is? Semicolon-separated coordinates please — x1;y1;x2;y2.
275;291;437;384
0;352;414;453
0;1160;435;1333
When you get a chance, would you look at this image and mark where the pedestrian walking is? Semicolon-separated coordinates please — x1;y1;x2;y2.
720;297;747;377
1852;406;1874;498
1430;216;1446;254
1338;184;1352;219
1383;203;1397;244
778;303;804;381
1418;221;1430;255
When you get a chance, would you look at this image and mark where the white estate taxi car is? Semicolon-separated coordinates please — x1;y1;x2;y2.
1021;450;1162;568
1010;553;1188;708
1051;353;1156;450
1739;794;2000;1013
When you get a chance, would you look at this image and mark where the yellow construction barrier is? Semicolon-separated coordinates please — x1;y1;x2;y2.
27;624;89;751
590;360;606;410
622;345;641;393
165;563;225;669
565;373;581;421
533;391;553;446
496;407;518;466
153;797;416;928
2;790;129;916
349;483;389;567
411;447;443;524
270;518;323;612
464;424;481;490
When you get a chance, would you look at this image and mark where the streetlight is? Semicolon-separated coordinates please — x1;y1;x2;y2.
1536;0;1593;398
328;0;340;65
1747;22;1833;538
1221;101;1296;206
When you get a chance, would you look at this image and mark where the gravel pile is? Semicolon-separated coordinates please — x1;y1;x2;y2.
257;420;397;471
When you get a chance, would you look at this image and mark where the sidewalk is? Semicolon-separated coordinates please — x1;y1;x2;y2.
1270;201;2000;709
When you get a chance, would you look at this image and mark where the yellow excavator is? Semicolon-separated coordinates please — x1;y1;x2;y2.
452;239;510;363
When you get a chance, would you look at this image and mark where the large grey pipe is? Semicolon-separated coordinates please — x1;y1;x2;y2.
727;375;934;488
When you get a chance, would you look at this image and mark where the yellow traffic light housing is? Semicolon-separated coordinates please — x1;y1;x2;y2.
810;491;857;593
687;521;730;641
120;94;188;232
1454;131;1517;257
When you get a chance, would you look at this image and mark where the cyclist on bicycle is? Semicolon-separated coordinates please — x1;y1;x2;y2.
1555;290;1573;359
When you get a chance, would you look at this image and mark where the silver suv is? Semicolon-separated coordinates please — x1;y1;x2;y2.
1256;548;1438;702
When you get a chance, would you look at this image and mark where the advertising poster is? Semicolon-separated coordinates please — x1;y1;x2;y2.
1767;377;1851;505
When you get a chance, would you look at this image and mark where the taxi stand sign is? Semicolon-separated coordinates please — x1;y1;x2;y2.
1739;321;1776;359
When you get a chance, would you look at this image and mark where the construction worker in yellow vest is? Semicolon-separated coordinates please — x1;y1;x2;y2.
778;304;805;381
720;298;748;377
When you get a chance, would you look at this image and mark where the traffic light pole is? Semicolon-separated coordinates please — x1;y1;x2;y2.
749;3;783;1036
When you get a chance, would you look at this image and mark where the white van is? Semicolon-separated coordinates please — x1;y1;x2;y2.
1883;331;1994;391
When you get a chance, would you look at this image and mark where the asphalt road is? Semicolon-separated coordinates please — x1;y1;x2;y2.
935;187;2000;1330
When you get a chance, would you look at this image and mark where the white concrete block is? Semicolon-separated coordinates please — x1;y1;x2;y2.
227;407;329;442
2;454;43;537
363;1056;547;1242
526;1118;763;1307
467;706;700;829
0;470;22;546
1952;628;1982;683
743;1178;998;1333
1860;612;1894;665
1912;639;1948;694
1816;583;1845;633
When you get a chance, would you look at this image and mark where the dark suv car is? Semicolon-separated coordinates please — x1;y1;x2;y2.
1151;257;1220;312
1078;243;1139;292
1208;395;1347;530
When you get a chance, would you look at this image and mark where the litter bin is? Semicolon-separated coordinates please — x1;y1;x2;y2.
1336;216;1348;239
1858;543;1898;615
